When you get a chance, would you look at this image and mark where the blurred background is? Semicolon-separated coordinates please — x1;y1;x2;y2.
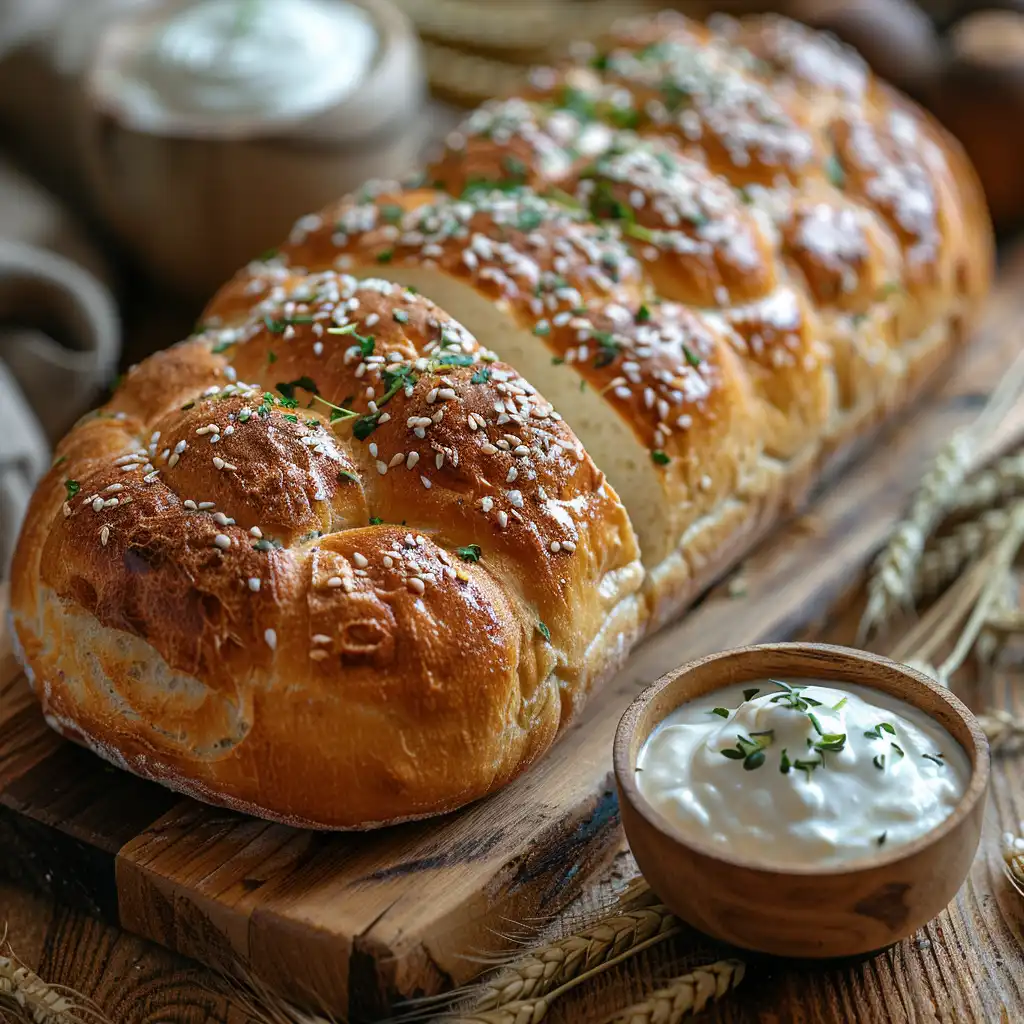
1;0;1023;569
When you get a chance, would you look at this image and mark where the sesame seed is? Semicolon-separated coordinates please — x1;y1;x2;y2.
383;555;394;568
223;425;234;436
514;445;530;457
248;577;261;592
369;443;378;457
497;510;509;528
408;577;425;594
100;525;110;546
199;501;216;510
507;490;524;508
184;500;198;510
389;452;405;468
438;388;457;401
213;512;230;526
507;467;518;482
168;453;180;468
379;412;391;424
421;475;432;489
92;497;104;512
353;552;368;568
312;633;332;644
213;457;226;470
406;451;420;469
481;496;494;512
376;460;388;475
309;649;329;661
426;388;439;404
435;452;445;469
250;526;263;538
550;541;561;553
105;484;124;493
143;471;160;484
562;540;577;552
327;576;343;588
214;533;231;549
264;628;277;650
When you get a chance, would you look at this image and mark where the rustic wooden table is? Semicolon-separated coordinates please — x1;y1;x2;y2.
5;582;1024;1024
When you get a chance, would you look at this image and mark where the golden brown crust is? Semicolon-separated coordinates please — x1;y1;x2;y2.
10;12;993;829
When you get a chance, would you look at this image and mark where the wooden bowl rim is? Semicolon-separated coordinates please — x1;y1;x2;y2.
613;641;990;878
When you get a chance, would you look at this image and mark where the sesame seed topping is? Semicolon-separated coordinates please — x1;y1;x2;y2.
213;533;231;549
408;577;426;594
248;577;261;592
100;525;111;546
421;475;432;489
550;541;561;553
327;575;343;588
353;552;368;568
497;510;509;529
406;451;420;469
184;499;198;510
264;628;277;650
199;502;216;510
562;540;577;552
312;633;332;644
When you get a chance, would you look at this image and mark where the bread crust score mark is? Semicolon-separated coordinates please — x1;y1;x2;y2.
10;12;992;828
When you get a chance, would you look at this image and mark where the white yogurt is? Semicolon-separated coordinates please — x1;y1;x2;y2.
637;678;971;867
100;0;378;130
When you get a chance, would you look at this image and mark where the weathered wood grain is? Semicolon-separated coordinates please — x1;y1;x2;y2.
4;254;1024;1020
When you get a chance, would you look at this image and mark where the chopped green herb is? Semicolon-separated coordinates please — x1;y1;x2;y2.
357;334;375;357
283;414;299;423
353;413;381;440
277;377;318;400
537;621;551;642
864;726;881;740
876;831;888;847
517;209;544;232
922;752;945;767
808;713;824;736
471;367;492;385
327;323;358;336
375;248;394;264
393;310;409;324
651;449;670;466
264;315;314;334
533;322;551;336
891;742;905;758
793;757;822;779
743;688;760;702
636;304;652;324
51;455;67;469
873;754;886;770
337;470;359;484
832;697;848;711
880;722;896;735
502;155;528;180
825;152;846;189
878;281;902;299
456;544;482;563
258;247;279;262
780;748;792;774
593;331;621;368
64;479;80;500
379;204;403;225
181;400;195;411
551;356;564;365
211;341;235;354
744;749;766;771
710;708;730;719
369;516;384;525
330;406;357;422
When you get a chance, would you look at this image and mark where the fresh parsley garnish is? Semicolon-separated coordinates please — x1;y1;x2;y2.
471;367;492;385
337;470;359;484
743;688;760;702
651;449;670;466
264;315;314;334
369;516;383;525
456;544;482;563
277;377;319;400
64;479;80;500
922;752;945;767
709;707;730;719
537;621;551;642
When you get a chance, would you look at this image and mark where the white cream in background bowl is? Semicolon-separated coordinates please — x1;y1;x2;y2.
62;0;427;298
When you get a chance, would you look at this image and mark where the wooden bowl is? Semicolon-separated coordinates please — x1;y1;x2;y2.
613;643;989;960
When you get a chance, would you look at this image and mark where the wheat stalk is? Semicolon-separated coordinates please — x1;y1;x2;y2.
0;952;111;1024
861;346;1024;639
914;509;1010;603
471;902;678;1011
978;709;1024;751
949;453;1024;517
1003;832;1024;897
607;958;746;1024
443;924;686;1024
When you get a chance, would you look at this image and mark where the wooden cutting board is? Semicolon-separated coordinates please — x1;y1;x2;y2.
4;252;1024;1020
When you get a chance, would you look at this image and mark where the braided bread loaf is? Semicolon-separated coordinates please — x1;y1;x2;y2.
10;13;992;828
